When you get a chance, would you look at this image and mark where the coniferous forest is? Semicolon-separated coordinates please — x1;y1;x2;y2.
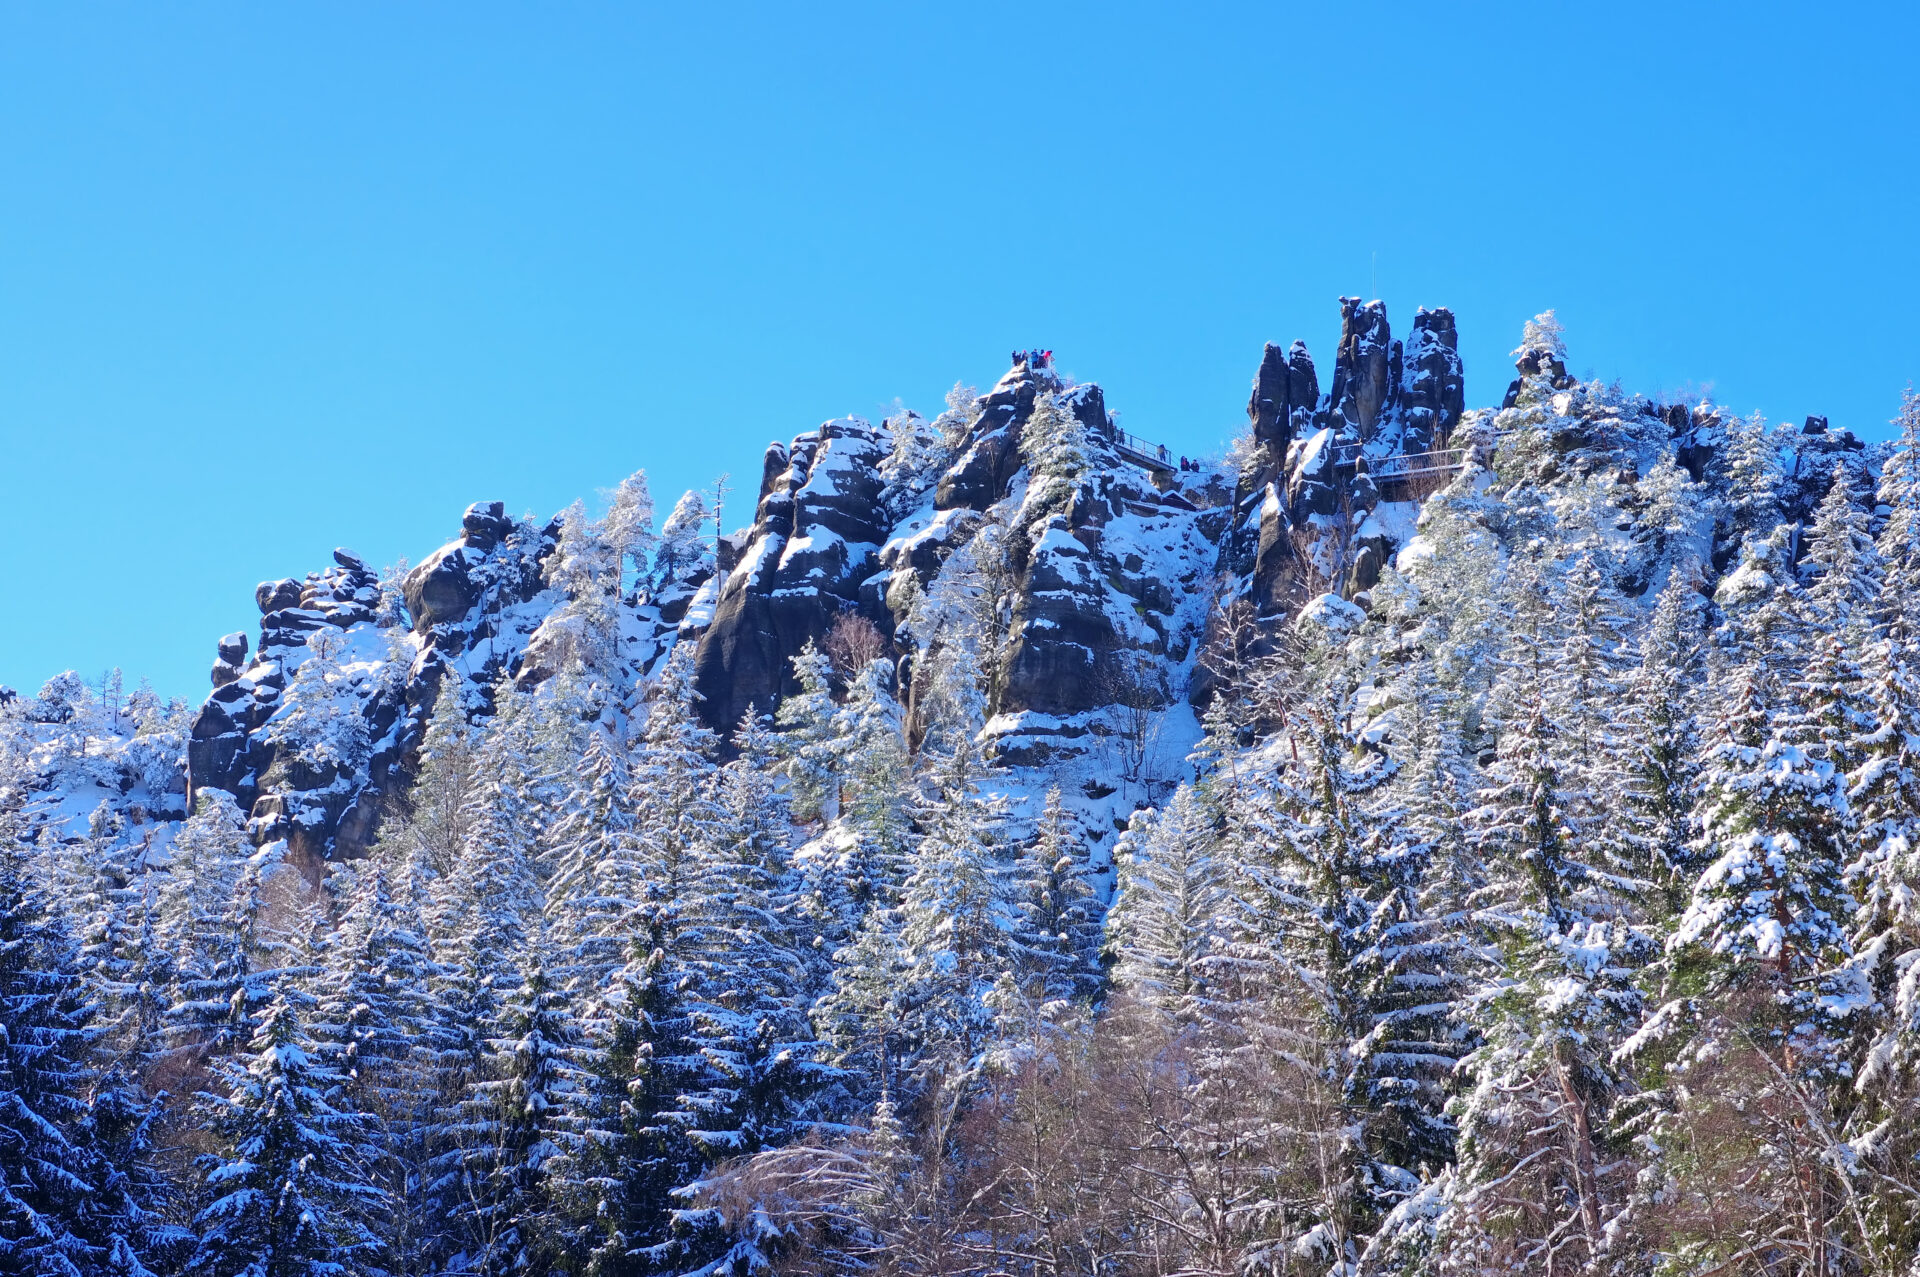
11;309;1920;1277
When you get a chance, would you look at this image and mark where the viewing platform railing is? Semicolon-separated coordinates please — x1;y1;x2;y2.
1331;444;1469;483
1112;429;1175;472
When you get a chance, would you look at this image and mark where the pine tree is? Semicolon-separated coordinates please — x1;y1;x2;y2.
0;818;152;1277
776;643;840;823
1438;622;1650;1273
1104;786;1227;1021
1008;786;1103;1003
183;993;384;1277
439;959;577;1277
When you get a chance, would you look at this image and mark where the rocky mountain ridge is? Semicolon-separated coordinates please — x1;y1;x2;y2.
13;299;1870;874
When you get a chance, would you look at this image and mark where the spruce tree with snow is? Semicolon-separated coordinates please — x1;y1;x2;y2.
1437;620;1652;1274
876;409;954;520
1667;655;1859;1055
1802;460;1882;641
418;708;549;1261
1356;720;1474;1189
823;744;1014;1090
1875;388;1920;624
896;745;1021;1073
814;891;912;1099
155;792;252;1035
548;937;680;1276
0;817;155;1277
545;726;640;997
651;490;714;599
438;959;578;1277
1845;481;1920;1093
1547;551;1639;881
312;852;441;1263
1228;685;1460;1244
775;643;840;823
541;500;631;678
625;647;724;951
1009;786;1103;1003
1620;567;1709;914
1842;631;1920;1235
603;468;659;600
1617;637;1870;1272
183;992;384;1277
383;675;481;878
432;709;544;1001
163;856;289;1073
54;804;174;1088
1724;409;1786;543
1786;470;1880;786
658;725;837;1277
262;625;372;796
1104;786;1227;1020
1018;392;1090;530
826;657;914;924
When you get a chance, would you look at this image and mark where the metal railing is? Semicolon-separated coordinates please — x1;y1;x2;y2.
1331;444;1468;480
1112;430;1174;470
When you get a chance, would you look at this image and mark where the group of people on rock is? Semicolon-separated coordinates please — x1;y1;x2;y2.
1014;348;1053;368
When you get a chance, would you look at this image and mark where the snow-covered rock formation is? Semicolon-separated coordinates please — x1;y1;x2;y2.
13;296;1878;872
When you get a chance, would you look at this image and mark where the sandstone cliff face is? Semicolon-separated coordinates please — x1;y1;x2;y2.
187;503;558;867
692;418;891;730
178;295;1875;866
184;302;1476;857
1229;299;1467;616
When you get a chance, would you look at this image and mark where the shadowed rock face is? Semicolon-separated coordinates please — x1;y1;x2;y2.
1325;298;1395;441
182;297;1502;846
188;504;556;865
1229;299;1467;617
1396;308;1467;454
1248;341;1320;459
693;418;891;730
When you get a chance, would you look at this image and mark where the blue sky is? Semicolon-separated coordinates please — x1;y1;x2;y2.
3;3;1917;701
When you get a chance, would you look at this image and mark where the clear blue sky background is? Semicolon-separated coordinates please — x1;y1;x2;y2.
3;3;1917;701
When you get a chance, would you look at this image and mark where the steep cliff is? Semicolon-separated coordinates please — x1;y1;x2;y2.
54;297;1861;868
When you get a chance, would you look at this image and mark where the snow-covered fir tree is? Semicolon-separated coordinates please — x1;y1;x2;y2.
183;993;384;1277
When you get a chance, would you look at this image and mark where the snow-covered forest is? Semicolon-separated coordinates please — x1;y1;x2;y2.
10;306;1920;1277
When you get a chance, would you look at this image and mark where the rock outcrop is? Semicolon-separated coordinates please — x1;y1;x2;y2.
693;418;891;729
187;505;558;867
1227;299;1467;618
